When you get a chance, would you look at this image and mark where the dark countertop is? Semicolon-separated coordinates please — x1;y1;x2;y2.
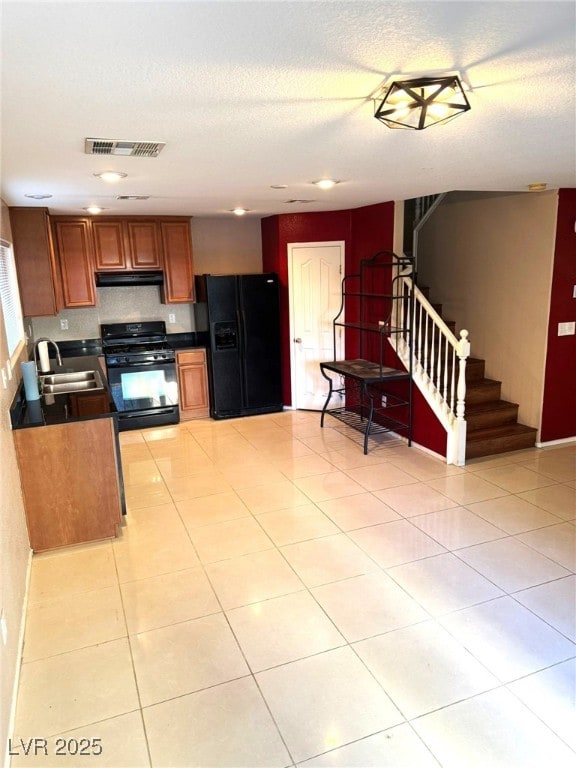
57;332;208;358
10;355;117;429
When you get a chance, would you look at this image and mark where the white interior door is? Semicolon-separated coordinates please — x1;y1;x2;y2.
289;241;344;410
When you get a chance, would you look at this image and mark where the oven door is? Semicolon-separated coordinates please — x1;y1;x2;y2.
106;359;179;430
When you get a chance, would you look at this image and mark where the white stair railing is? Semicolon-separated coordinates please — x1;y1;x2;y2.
392;271;470;466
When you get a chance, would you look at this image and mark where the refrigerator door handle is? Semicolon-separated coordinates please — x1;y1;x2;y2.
240;309;248;352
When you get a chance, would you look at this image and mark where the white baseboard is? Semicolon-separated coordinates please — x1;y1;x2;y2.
4;548;32;768
536;436;576;448
407;438;448;464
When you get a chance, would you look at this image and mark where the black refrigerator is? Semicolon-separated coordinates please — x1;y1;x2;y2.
195;273;283;419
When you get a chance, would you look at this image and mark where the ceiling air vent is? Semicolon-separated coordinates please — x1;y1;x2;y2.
85;138;166;158
116;195;151;200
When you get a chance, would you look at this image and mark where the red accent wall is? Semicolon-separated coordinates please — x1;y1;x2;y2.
262;210;352;408
261;202;448;459
540;188;576;442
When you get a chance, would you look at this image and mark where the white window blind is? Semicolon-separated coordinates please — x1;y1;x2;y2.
0;239;25;356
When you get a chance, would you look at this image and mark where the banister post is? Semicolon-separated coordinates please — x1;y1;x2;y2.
455;329;470;465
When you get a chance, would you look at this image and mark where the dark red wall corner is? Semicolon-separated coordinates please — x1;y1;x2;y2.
540;188;576;442
411;388;448;456
262;211;353;406
260;201;453;460
385;338;448;457
350;202;395;263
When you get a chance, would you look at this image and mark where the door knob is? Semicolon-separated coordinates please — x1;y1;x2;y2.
293;337;302;343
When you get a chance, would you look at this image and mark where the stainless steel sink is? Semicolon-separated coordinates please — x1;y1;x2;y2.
39;370;105;395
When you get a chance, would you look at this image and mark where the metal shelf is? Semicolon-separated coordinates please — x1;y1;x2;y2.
319;250;413;454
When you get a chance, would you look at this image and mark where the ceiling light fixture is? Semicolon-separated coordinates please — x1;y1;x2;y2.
93;171;128;182
374;75;471;130
84;206;105;214
24;193;53;200
312;179;340;190
231;207;249;216
527;183;547;192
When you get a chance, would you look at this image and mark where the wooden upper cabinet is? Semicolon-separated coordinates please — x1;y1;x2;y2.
52;219;97;308
9;207;63;316
160;220;195;303
126;221;162;269
93;218;162;271
92;220;127;269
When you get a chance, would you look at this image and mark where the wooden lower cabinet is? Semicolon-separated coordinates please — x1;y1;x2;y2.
13;417;122;552
177;349;209;419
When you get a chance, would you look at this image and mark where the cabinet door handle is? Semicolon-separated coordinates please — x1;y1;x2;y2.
293;337;302;343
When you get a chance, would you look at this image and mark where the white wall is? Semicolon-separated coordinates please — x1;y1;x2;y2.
417;190;557;430
30;216;263;341
0;201;31;768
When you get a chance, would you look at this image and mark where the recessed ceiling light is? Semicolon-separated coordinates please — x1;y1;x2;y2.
527;182;547;192
312;179;340;190
231;207;250;216
93;171;128;182
270;184;288;190
84;206;106;214
24;193;53;199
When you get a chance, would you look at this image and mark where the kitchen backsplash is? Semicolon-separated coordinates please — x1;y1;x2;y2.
28;286;195;341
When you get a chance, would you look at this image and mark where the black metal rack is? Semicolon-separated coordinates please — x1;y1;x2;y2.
319;250;413;454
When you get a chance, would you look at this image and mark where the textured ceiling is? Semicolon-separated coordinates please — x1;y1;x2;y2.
1;1;574;218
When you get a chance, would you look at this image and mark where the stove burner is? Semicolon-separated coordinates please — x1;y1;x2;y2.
105;341;172;355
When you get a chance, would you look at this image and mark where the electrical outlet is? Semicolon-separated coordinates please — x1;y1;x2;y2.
381;394;388;407
60;319;69;330
168;313;176;324
1;610;7;646
558;321;575;336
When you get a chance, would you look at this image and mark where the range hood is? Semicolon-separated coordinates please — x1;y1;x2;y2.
96;271;164;287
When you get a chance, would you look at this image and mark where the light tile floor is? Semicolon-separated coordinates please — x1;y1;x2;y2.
11;411;576;767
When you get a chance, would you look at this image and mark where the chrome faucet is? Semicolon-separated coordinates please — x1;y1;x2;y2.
33;337;62;370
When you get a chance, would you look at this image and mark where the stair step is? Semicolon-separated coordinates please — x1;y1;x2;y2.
465;358;485;381
466;400;519;431
464;379;502;404
466;424;538;459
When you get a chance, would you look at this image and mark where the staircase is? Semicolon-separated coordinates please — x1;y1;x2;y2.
423;290;537;459
399;194;537;463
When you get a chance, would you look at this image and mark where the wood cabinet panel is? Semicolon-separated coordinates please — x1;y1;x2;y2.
92;221;127;269
13;418;122;552
126;221;162;269
161;221;195;303
93;218;162;271
177;348;209;418
52;219;97;307
9;207;62;316
69;391;111;418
